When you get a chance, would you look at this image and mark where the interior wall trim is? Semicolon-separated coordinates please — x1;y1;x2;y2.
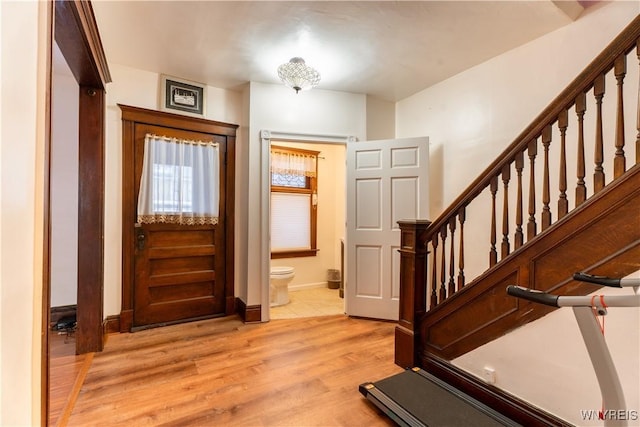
54;0;111;88
236;298;262;323
48;0;112;422
259;130;355;322
50;305;77;325
103;315;121;336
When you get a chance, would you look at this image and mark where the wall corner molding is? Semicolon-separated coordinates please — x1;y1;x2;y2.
236;298;262;323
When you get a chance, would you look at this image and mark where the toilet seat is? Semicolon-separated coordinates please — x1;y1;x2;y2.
271;266;294;276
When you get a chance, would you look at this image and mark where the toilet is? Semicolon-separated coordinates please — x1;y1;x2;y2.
270;266;295;306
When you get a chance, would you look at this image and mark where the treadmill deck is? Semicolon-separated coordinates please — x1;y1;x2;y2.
360;368;521;427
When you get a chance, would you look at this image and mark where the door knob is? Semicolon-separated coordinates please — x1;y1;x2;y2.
136;230;145;250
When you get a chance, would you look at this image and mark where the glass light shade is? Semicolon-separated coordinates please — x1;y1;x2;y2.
277;57;321;93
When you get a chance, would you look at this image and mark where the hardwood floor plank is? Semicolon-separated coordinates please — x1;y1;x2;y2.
49;332;85;426
55;353;94;427
66;315;401;426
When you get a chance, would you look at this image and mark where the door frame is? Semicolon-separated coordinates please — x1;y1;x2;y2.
259;130;355;321
45;0;111;422
120;105;238;332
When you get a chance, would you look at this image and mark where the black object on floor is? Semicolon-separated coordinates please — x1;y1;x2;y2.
52;314;77;332
359;368;521;427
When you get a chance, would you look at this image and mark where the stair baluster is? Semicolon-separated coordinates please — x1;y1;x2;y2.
501;164;511;259
457;207;466;290
527;140;538;240
614;54;627;178
490;176;498;266
558;109;569;219
542;125;552;230
430;234;439;308
594;73;606;192
448;218;456;295
439;225;448;300
575;92;587;206
514;152;524;249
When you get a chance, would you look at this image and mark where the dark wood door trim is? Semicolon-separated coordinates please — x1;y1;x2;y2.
76;85;105;353
54;0;111;87
47;0;111;424
53;0;110;356
119;104;238;332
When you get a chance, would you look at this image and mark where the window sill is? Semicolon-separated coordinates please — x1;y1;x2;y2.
271;249;319;259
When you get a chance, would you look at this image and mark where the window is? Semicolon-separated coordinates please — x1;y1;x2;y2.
270;145;319;258
151;164;193;213
137;133;220;225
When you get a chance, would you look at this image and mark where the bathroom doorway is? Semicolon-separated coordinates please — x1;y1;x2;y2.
268;139;346;319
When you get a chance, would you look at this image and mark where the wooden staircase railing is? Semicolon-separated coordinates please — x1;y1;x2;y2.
396;14;640;369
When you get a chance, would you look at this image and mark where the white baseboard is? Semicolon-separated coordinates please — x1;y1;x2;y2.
288;282;327;292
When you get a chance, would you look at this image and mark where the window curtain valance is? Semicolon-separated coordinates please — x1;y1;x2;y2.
137;133;220;225
270;147;317;178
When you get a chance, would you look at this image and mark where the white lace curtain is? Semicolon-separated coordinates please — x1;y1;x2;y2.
137;133;219;225
270;147;317;177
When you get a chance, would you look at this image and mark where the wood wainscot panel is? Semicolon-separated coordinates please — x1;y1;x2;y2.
421;269;519;359
417;165;640;361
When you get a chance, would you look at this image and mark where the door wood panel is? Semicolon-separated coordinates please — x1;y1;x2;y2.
120;105;237;331
346;137;429;320
134;224;223;326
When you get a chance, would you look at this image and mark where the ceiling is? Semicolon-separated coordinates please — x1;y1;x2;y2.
91;1;587;102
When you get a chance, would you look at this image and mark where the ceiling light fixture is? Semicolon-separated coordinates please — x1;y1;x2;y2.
277;57;321;93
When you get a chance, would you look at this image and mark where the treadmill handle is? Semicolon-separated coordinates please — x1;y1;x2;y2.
506;285;559;307
573;272;621;288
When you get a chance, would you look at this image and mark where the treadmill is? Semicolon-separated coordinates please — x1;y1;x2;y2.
361;272;640;427
360;367;520;427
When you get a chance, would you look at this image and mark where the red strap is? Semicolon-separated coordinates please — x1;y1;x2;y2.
599;294;608;309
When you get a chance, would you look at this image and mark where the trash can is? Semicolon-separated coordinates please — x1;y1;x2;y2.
327;269;341;289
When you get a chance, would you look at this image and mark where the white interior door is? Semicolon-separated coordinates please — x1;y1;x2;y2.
346;137;429;320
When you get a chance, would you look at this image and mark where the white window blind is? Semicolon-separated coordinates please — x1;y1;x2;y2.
270;193;311;250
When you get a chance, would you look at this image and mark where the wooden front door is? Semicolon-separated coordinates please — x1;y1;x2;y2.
121;105;237;331
133;124;226;327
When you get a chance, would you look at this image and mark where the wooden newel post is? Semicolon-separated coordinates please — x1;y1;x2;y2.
395;220;431;368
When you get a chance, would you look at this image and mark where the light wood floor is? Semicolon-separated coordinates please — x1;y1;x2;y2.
50;331;89;427
270;287;344;319
62;314;402;426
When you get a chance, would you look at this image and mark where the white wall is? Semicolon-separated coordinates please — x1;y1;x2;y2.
270;141;346;290
51;48;79;308
455;284;639;425
0;1;48;424
397;2;640;220
366;95;395;140
395;3;640;425
103;63;243;316
245;81;366;319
